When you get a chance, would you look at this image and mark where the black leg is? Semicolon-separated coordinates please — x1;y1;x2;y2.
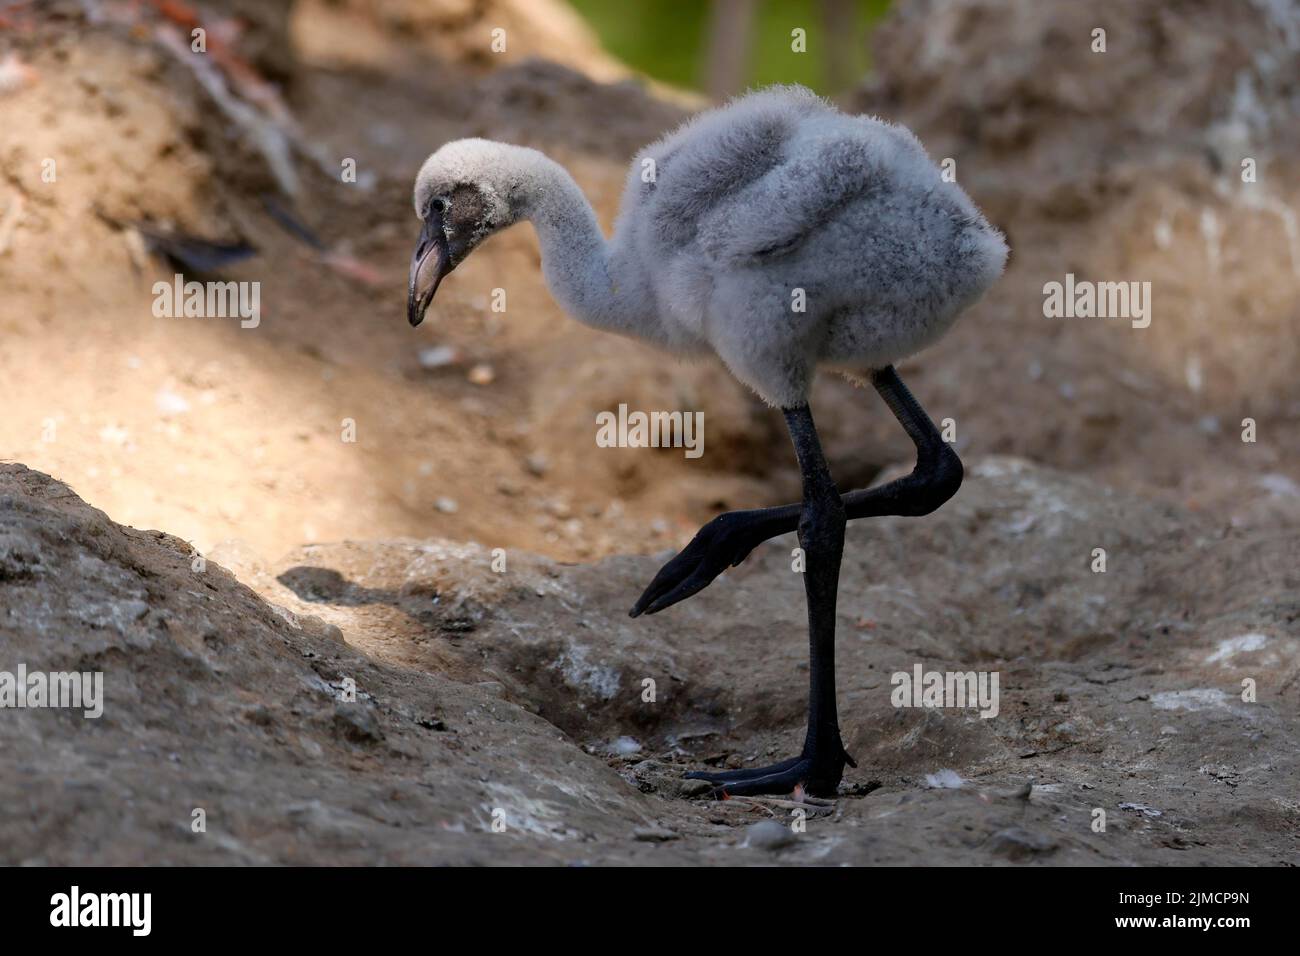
630;365;961;617
683;404;853;798
786;405;853;788
843;365;963;519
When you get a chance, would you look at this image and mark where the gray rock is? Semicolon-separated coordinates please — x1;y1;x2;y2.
746;820;798;851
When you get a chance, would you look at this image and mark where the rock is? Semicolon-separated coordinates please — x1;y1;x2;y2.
467;363;495;386
417;345;461;369
925;769;965;789
745;820;798;851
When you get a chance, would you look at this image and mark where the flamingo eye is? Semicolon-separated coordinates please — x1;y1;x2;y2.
431;197;449;214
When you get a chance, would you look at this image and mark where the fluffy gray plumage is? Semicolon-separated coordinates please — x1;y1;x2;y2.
412;85;1007;407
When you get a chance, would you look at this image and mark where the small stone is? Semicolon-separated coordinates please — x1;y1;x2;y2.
746;820;797;851
525;453;548;477
98;424;130;446
154;388;190;415
435;497;458;514
418;345;460;369
467;363;495;385
925;769;964;789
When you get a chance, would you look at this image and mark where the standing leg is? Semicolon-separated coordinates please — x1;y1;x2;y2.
684;404;853;797
786;404;854;792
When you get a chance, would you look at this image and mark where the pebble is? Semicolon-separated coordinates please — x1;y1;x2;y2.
418;345;460;369
925;769;964;789
746;820;797;851
154;388;190;415
467;363;495;385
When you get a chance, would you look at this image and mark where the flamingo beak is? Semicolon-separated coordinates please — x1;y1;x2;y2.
408;209;450;327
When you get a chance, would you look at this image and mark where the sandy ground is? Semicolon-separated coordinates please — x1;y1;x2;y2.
3;460;1296;864
1;0;1298;865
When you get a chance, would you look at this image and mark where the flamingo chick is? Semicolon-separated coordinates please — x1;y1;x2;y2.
407;85;1007;798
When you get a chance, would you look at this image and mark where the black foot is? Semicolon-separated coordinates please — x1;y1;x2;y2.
630;509;775;617
686;749;855;798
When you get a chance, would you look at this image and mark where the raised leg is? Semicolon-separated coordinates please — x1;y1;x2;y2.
684;404;853;797
631;365;961;617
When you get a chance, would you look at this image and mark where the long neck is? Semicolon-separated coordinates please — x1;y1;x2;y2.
513;152;649;339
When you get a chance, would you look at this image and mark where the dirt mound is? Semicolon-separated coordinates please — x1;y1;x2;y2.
0;4;757;568
7;461;1288;864
0;463;669;863
861;0;1300;215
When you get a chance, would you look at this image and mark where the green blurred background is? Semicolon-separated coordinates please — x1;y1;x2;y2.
568;0;891;97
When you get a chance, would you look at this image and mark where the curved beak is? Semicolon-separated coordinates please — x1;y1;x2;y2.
407;209;450;327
